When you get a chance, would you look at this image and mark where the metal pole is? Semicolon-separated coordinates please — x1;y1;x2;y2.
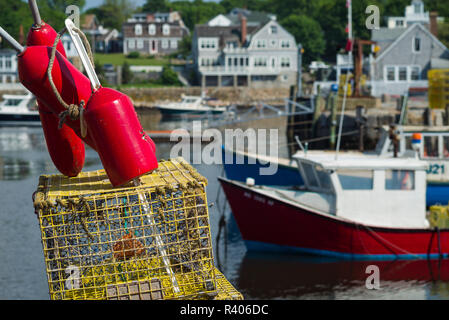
28;0;42;27
297;43;303;98
0;26;24;53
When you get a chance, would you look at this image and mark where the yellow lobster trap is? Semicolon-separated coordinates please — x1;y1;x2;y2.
33;158;242;300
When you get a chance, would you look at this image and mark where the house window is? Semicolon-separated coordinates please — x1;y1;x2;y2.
413;37;421;53
386;66;395;81
256;40;266;48
270;40;277;48
281;57;290;68
396;20;404;27
0;59;3;69
170;40;178;49
228;57;232;67
410;66;420;80
135;24;142;35
128;39;135;49
270;26;278;34
149;24;156;35
137;40;144;49
162;39;169;49
281;40;290;48
254;57;267;67
398;66;407;81
201;39;216;49
163;24;170;36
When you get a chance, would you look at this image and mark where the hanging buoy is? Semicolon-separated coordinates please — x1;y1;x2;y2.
26;2;86;177
64;19;158;187
17;45;97;150
84;87;158;186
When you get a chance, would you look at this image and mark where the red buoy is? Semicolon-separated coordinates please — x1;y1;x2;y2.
85;87;158;187
26;22;86;177
17;46;97;150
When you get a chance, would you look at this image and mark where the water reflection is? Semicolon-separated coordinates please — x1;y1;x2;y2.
236;252;449;299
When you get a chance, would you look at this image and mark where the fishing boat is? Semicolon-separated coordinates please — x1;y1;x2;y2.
156;94;227;117
222;125;449;206
0;92;39;125
219;151;449;259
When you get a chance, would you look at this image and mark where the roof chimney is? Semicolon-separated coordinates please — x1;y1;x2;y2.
430;11;438;37
241;15;247;45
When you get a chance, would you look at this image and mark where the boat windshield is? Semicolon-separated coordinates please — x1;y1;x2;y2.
299;161;333;193
183;98;199;104
3;99;22;107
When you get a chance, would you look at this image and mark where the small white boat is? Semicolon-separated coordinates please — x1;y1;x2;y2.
0;92;40;125
156;94;227;117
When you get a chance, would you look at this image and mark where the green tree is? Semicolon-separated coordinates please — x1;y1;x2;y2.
220;0;265;12
142;0;169;13
122;61;133;84
438;21;449;49
281;14;325;64
169;0;226;31
86;0;135;30
177;34;192;58
160;66;180;85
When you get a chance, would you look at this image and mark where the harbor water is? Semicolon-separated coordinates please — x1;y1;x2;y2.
1;114;449;300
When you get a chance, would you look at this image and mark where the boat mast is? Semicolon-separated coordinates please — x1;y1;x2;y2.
336;0;353;160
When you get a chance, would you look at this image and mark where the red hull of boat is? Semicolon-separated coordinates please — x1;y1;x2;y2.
219;178;449;259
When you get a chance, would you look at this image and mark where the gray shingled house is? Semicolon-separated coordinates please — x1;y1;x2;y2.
192;10;298;88
370;14;449;96
123;12;189;56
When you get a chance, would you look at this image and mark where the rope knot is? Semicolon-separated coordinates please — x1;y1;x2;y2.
57;101;85;130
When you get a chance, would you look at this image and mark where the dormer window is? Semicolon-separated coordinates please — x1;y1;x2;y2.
135;24;142;35
413;37;421;53
149;24;156;35
163;24;170;35
270;26;278;34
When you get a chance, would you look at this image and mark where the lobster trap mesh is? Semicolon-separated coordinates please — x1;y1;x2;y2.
33;158;242;300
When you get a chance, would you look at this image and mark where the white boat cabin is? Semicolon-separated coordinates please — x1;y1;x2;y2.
0;93;36;113
290;152;428;229
376;125;449;183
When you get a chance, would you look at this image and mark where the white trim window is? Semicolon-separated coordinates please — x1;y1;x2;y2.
281;40;290;48
413;37;421;53
137;39;144;49
128;39;136;49
170;40;178;49
200;38;217;50
410;66;421;80
134;24;142;35
162;39;169;49
385;66;396;82
281;57;291;68
398;66;408;82
162;24;170;36
256;39;267;49
254;57;267;67
270;25;278;34
148;24;156;35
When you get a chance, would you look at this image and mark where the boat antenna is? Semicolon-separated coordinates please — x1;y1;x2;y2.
28;0;42;27
335;0;353;160
0;26;24;53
